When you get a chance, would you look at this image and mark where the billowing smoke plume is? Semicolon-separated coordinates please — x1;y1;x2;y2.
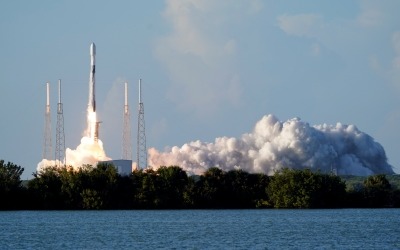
37;136;110;172
149;114;394;176
37;110;111;172
65;136;110;167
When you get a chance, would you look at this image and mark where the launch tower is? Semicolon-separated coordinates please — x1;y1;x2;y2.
55;79;65;166
137;79;147;169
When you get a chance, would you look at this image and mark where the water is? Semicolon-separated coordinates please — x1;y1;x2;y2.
1;209;400;249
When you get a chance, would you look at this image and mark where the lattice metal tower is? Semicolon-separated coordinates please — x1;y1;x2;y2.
42;82;52;160
55;79;66;166
122;81;132;160
137;79;147;169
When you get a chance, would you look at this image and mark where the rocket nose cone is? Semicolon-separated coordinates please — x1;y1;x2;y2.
90;43;96;56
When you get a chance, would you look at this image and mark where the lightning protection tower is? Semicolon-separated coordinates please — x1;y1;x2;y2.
55;79;66;166
137;79;147;169
122;81;132;160
43;82;52;160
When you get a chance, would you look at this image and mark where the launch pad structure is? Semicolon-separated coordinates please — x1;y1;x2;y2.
55;79;66;166
137;79;147;169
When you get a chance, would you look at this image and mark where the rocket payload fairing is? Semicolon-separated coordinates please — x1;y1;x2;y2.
88;43;96;112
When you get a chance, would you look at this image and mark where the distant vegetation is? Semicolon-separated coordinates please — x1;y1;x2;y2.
1;159;400;210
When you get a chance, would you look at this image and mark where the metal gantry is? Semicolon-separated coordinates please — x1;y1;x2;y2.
55;79;65;166
137;79;147;169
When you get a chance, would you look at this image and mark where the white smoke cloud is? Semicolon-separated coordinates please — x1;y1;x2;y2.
37;136;111;172
64;137;110;168
148;114;394;176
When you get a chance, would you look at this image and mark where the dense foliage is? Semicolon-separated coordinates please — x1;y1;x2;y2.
0;160;26;209
267;168;346;208
1;159;400;210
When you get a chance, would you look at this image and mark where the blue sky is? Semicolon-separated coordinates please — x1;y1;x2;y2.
1;1;400;179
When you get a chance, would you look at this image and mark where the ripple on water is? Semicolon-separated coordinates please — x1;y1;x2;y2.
1;209;400;249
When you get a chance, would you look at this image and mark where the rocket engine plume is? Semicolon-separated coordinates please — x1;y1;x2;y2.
148;114;395;176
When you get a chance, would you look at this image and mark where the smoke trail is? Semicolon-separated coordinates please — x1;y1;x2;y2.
148;114;394;176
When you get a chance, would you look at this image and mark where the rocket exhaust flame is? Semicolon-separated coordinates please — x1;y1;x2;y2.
87;111;97;141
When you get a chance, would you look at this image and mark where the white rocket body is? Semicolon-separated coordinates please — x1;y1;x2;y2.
89;43;96;112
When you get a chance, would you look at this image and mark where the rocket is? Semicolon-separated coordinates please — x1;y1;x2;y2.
88;42;96;112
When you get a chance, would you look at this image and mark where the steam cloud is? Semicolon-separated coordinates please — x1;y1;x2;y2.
37;136;110;172
148;114;394;176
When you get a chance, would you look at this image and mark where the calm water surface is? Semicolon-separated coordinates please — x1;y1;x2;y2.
1;209;400;249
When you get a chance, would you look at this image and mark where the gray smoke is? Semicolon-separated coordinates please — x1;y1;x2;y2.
148;114;394;176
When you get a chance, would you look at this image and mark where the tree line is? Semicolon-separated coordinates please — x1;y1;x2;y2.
1;159;400;210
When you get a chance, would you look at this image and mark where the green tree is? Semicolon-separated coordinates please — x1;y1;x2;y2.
182;169;271;209
156;166;188;208
195;167;227;208
111;174;136;209
224;170;270;208
183;176;197;208
81;189;103;209
317;174;347;208
363;174;392;207
248;173;270;208
134;169;161;208
224;170;251;207
58;165;82;208
28;166;64;209
29;163;119;209
0;160;24;209
267;168;346;208
87;162;118;208
267;168;311;208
